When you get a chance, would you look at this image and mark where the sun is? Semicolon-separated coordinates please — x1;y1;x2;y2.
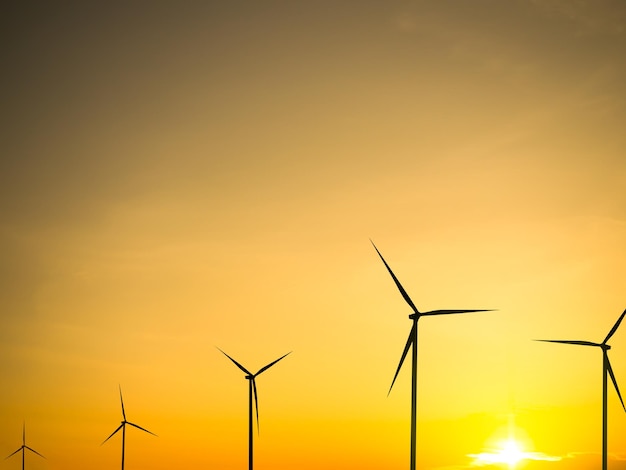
469;422;561;468
497;439;525;467
470;438;526;468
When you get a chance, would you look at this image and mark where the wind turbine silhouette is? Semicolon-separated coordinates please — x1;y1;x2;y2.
372;241;492;470
4;423;44;470
536;309;626;470
101;385;157;470
218;348;290;470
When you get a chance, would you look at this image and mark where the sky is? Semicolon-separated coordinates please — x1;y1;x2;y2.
1;1;625;469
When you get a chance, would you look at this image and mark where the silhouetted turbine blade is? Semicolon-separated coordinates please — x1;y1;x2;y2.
127;422;158;437
604;309;626;344
218;348;253;375
255;352;291;376
22;422;25;445
422;309;493;316
606;357;626;412
252;378;260;435
534;339;602;347
389;324;416;396
371;241;419;314
119;385;126;421
24;446;45;459
101;424;124;445
4;447;22;460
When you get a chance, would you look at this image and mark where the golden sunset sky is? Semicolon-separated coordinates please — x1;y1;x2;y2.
1;1;625;470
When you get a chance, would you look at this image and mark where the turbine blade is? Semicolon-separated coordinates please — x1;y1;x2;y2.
371;241;419;314
4;447;22;460
24;446;45;459
534;339;602;347
217;348;253;375
127;422;158;437
255;352;291;376
101;424;124;445
604;309;626;344
119;385;126;421
22;422;25;446
422;309;493;316
252;378;260;435
389;324;415;396
607;357;626;413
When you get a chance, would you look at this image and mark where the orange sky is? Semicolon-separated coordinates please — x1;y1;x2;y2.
1;2;625;470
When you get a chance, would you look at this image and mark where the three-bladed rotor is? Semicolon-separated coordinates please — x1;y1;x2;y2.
4;422;45;465
219;348;290;470
218;348;291;433
102;386;158;446
535;309;626;412
536;309;626;470
371;240;492;393
372;240;493;470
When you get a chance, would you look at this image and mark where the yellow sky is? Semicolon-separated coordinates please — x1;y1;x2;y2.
1;1;625;469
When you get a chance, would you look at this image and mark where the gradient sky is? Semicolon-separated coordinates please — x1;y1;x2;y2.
1;1;626;469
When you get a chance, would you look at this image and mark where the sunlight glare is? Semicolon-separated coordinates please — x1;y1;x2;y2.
471;438;525;468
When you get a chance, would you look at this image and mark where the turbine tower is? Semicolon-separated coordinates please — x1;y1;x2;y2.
4;423;44;470
102;386;157;470
372;241;491;470
219;348;290;470
536;309;626;470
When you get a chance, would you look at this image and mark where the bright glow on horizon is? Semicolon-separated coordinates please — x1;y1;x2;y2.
470;438;526;467
469;437;563;468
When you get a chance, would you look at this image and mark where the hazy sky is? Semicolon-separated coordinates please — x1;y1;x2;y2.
1;1;625;470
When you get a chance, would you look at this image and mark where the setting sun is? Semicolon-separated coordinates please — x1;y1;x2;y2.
471;439;526;467
469;426;563;469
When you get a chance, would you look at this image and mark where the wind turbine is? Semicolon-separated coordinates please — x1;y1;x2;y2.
536;309;626;470
101;385;157;470
4;423;44;470
372;241;492;470
218;348;290;470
